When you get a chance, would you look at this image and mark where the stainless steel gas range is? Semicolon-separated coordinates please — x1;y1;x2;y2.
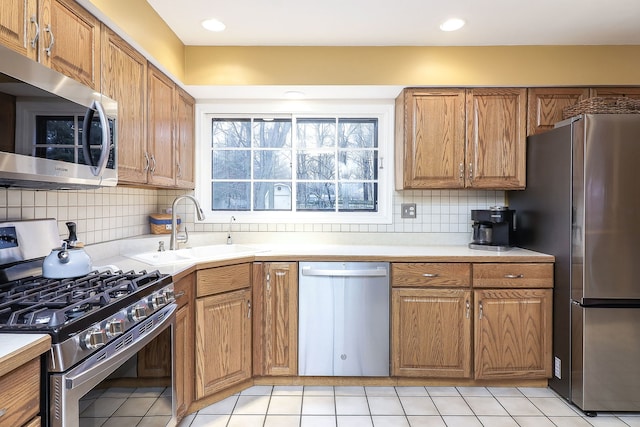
0;219;177;427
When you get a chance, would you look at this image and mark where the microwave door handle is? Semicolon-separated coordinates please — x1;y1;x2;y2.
82;100;111;177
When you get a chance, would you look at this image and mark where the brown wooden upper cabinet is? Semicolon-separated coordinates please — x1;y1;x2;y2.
590;87;640;98
0;0;101;90
396;87;526;190
526;88;590;135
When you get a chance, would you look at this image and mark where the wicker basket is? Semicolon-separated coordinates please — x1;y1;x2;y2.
149;214;180;234
563;97;640;119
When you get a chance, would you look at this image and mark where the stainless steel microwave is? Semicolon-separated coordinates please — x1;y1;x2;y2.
0;44;117;189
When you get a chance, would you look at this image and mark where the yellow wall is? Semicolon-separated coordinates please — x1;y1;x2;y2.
86;0;185;81
185;45;640;86
81;1;640;88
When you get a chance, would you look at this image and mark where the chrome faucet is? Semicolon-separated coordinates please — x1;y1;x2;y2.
170;195;206;250
227;216;236;245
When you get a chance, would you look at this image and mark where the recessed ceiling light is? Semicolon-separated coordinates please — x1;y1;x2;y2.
201;18;226;32
284;90;305;100
439;18;465;32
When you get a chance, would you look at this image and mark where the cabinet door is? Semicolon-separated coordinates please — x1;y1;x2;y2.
195;289;252;399
175;303;193;418
590;87;640;99
392;288;472;378
395;88;466;189
44;0;100;89
147;64;176;187
261;262;298;376
101;27;148;184
527;88;590;135
0;0;38;59
175;87;195;189
466;88;526;189
137;328;172;378
474;288;552;379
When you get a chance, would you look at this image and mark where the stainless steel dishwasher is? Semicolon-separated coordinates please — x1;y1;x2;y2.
298;261;390;376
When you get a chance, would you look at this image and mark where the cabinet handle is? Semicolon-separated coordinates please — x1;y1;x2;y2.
468;163;473;181
44;24;54;57
422;273;439;278
143;152;150;172
478;301;483;319
174;291;186;299
504;274;524;279
266;272;270;292
150;154;157;174
459;162;464;181
30;16;39;48
247;300;252;319
176;161;182;178
465;299;470;319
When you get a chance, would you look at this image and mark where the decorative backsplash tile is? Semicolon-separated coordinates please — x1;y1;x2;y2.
0;187;504;245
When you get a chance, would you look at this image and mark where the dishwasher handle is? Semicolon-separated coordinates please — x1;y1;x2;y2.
301;266;388;277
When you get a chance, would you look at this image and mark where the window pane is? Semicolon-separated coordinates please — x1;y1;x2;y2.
253;150;292;180
212;119;250;148
36;117;75;145
339;119;377;148
297;182;336;211
34;147;75;162
253;119;292;148
212;150;250;179
254;182;292;211
297;119;335;149
339;182;377;211
296;153;335;180
339;150;377;180
212;182;250;210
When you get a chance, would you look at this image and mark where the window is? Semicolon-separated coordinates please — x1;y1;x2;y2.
196;101;393;224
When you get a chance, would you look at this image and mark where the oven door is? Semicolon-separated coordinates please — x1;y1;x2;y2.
49;304;177;427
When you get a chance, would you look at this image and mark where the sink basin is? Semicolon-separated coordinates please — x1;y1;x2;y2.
127;244;262;266
128;250;194;266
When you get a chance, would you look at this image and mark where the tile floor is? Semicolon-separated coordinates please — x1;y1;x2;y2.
176;385;640;427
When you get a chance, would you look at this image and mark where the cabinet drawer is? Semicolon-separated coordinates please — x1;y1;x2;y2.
392;263;471;287
473;263;553;288
0;358;40;427
174;273;194;309
197;263;251;297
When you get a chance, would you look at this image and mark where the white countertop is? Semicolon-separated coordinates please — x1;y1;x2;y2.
0;333;51;377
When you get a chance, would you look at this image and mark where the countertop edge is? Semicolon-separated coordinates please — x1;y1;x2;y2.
0;334;51;378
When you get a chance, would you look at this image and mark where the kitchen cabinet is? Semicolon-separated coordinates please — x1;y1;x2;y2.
147;64;176;187
466;88;527;189
391;263;472;378
174;272;195;419
175;87;196;189
473;263;553;380
395;87;526;189
253;262;298;376
395;88;466;189
101;26;148;184
0;0;100;89
527;88;590;135
0;357;41;427
195;263;252;399
590;87;640;98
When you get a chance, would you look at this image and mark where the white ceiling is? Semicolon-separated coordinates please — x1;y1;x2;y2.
147;0;640;46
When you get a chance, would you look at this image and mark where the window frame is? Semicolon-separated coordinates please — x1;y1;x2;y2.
195;100;394;224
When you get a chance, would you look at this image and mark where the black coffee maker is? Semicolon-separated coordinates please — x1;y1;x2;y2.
469;206;516;251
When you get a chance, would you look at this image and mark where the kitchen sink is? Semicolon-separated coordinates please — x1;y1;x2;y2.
127;244;262;266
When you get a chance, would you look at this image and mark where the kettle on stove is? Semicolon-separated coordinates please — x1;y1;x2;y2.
43;222;93;278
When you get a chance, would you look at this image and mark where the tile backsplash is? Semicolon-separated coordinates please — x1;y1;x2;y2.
0;187;504;246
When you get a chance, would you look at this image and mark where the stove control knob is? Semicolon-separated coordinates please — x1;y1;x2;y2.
106;319;125;337
163;289;175;303
84;329;107;350
148;292;167;309
129;305;148;321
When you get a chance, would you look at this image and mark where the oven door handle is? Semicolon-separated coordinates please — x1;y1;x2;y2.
63;304;176;391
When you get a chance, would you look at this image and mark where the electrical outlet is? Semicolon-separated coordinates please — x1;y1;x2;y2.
401;203;417;219
554;357;561;379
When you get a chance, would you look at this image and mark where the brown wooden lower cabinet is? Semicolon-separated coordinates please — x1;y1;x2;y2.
392;288;472;378
0;357;41;427
195;288;252;399
474;288;553;379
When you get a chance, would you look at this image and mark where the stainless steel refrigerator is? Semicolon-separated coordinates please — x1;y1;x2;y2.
510;114;640;414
